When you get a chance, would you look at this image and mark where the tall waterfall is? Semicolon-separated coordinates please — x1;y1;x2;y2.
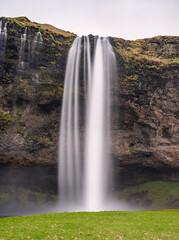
58;36;116;211
0;20;7;52
59;37;82;205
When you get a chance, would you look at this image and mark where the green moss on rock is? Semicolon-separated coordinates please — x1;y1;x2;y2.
0;113;16;129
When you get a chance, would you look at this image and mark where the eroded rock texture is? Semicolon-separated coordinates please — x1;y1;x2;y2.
0;17;76;167
111;36;179;186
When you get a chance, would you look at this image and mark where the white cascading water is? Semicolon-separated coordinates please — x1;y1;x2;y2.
32;30;43;50
0;21;7;50
59;37;82;206
19;27;27;69
18;27;43;70
84;37;115;210
83;36;92;98
20;27;27;49
58;36;116;211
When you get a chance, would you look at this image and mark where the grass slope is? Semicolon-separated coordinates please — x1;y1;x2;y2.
0;211;178;239
11;16;76;38
115;181;179;209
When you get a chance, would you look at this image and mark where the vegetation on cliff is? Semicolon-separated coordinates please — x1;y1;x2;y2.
111;35;179;188
0;16;76;167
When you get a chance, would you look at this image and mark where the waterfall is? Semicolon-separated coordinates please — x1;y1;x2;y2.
20;27;27;49
19;27;27;69
0;20;7;51
83;36;92;98
84;37;116;210
59;37;82;205
58;36;116;211
32;30;43;50
0;21;7;42
18;27;43;71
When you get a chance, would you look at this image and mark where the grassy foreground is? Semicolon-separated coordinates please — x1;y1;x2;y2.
0;211;178;240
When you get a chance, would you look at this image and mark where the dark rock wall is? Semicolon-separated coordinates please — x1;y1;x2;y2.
0;17;178;188
0;17;76;167
111;37;179;186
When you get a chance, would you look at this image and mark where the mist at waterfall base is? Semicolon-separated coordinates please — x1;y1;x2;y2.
56;36;133;212
0;24;136;215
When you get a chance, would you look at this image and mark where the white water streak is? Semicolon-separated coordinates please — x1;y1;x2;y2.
19;27;27;69
32;30;43;50
59;37;82;204
84;37;105;210
83;36;92;99
0;21;7;50
20;27;27;50
58;36;116;211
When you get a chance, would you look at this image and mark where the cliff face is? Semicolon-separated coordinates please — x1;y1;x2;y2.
0;17;178;187
0;17;76;166
111;36;179;186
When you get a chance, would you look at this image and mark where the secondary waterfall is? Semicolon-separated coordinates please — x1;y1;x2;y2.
18;27;43;71
19;27;27;69
58;36;116;210
32;30;43;50
0;20;7;54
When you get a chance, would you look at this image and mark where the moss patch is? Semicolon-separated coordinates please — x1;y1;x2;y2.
113;181;179;210
0;113;16;129
113;36;179;67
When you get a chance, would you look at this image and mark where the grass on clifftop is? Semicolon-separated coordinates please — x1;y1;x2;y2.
0;210;178;239
113;36;179;67
1;16;76;38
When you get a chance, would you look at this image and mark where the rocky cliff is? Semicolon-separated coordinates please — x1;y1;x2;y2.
0;17;178;188
111;36;179;186
0;17;76;167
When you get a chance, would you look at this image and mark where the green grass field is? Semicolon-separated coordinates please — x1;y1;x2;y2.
0;210;178;239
